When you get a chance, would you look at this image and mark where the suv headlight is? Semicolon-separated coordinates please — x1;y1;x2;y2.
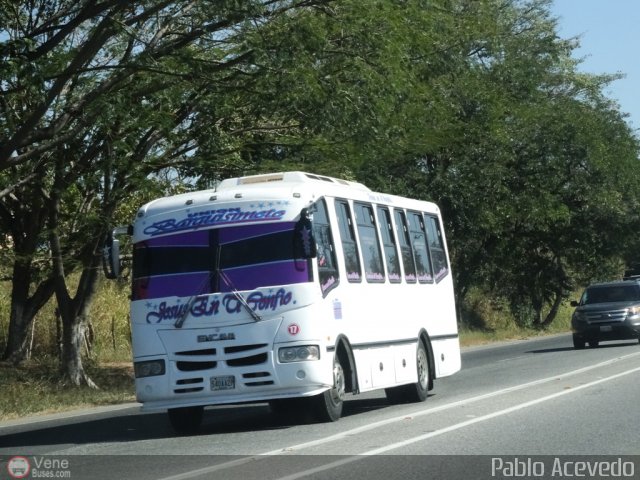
278;345;320;363
572;311;586;322
628;305;640;316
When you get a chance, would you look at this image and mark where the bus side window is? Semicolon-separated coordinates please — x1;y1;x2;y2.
354;202;384;283
376;206;401;283
425;214;449;281
408;212;434;283
312;199;339;295
335;200;362;282
393;210;417;283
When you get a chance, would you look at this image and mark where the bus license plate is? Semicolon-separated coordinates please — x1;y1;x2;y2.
211;375;235;391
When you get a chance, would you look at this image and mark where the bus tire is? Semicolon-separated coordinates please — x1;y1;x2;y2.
312;355;345;422
168;406;204;434
407;340;430;402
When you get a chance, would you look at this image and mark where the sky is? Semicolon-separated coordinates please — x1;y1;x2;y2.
550;0;640;133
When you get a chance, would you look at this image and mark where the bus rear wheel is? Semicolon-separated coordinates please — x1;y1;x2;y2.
413;341;430;401
406;340;430;402
312;356;345;422
386;340;430;404
168;406;204;434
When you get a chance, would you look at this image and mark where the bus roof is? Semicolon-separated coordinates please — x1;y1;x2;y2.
134;171;440;234
217;171;370;192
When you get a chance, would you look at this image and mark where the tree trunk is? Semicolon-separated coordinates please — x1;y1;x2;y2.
49;172;106;387
51;248;102;388
1;178;53;364
2;259;54;364
60;306;98;388
531;297;543;328
3;267;32;364
541;289;564;328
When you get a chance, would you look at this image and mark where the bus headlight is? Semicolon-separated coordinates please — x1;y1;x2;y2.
278;345;320;363
134;359;166;378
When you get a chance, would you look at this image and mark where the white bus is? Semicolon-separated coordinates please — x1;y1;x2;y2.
105;171;461;433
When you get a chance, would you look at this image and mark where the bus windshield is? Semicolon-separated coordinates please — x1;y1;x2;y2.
132;222;312;300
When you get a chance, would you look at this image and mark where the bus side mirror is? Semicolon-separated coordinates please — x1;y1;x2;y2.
103;226;131;279
103;237;121;279
294;208;317;259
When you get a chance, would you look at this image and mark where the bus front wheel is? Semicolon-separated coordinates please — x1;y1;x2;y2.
312;355;345;422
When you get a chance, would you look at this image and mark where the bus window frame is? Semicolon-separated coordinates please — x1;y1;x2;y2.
311;198;340;296
335;199;363;283
354;202;385;284
376;206;402;284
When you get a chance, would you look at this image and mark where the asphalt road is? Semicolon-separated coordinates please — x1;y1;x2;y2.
2;334;639;480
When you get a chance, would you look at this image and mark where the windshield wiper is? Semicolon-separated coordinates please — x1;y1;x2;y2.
175;269;216;328
217;245;262;322
174;244;262;328
174;294;200;329
218;269;262;322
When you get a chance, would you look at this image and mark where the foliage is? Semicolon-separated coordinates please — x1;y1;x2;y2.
0;0;639;382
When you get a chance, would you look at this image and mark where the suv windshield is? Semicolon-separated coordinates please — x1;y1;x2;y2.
581;284;640;305
132;222;312;300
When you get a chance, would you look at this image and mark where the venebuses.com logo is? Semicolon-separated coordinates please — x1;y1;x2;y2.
6;455;71;478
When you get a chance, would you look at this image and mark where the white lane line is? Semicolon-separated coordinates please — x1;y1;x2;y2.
277;364;640;480
267;351;640;453
156;351;640;480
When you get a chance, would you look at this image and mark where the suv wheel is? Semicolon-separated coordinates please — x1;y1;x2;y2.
572;334;585;350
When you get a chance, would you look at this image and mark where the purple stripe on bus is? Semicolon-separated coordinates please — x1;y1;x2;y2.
132;261;310;300
220;262;310;292
133;272;211;300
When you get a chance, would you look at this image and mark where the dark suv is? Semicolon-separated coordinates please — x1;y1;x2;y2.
571;280;640;349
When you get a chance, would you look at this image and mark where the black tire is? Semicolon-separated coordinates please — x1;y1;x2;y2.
588;339;600;348
406;340;430;402
573;334;586;350
311;355;345;422
386;341;430;404
168;406;204;434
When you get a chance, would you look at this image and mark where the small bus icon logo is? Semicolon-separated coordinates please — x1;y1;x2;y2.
7;456;31;479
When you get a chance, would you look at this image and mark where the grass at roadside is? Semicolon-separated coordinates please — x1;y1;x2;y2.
459;325;571;347
0;325;571;422
0;360;135;421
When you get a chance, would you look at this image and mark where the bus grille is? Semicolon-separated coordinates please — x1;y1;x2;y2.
174;377;204;394
243;371;274;387
170;342;272;392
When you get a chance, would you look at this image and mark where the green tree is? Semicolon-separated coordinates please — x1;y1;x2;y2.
0;0;333;382
357;0;640;326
